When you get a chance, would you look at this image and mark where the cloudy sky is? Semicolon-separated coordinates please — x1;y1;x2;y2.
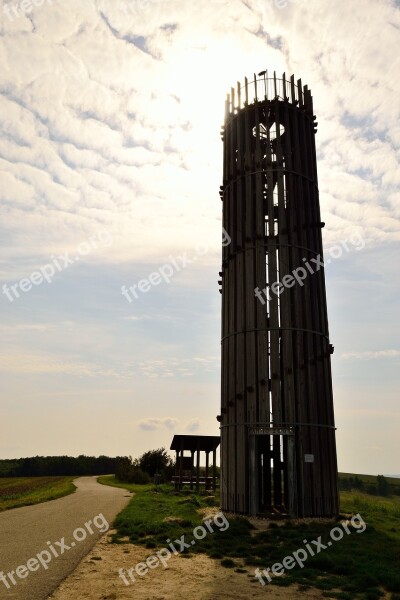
0;0;399;475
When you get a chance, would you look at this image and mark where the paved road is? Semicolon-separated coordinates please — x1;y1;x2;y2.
0;477;132;600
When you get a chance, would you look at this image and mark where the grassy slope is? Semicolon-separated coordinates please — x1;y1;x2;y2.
0;476;76;511
99;475;400;600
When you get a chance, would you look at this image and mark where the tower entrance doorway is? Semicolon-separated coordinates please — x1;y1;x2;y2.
249;427;295;517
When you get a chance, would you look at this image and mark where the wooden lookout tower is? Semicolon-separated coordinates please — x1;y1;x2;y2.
218;71;339;518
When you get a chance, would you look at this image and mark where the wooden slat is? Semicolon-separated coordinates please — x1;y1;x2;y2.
244;104;258;513
290;74;296;105
288;90;307;516
298;103;320;514
254;102;268;428
275;97;298;515
297;78;303;108
268;103;281;427
228;112;236;510
235;101;246;512
264;70;269;100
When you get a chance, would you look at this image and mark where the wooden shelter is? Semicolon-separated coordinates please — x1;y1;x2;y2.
170;435;220;491
219;72;339;518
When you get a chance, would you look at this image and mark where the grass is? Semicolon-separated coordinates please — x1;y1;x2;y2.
0;476;76;511
341;490;400;518
98;476;230;550
99;475;400;600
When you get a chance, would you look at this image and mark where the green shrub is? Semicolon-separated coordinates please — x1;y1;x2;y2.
376;475;390;497
116;462;150;484
221;558;235;568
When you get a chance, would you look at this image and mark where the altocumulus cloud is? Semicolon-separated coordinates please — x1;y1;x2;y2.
138;418;179;431
185;419;200;433
0;0;399;274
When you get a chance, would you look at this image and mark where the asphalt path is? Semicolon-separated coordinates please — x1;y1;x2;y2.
0;477;132;600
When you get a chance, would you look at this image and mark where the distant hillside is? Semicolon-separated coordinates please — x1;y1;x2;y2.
338;471;400;497
339;472;400;486
0;455;128;477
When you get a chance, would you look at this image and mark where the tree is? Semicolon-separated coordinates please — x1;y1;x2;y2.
138;448;174;479
366;484;377;495
339;478;351;491
376;475;390;497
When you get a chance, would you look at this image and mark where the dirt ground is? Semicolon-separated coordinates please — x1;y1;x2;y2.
48;529;327;600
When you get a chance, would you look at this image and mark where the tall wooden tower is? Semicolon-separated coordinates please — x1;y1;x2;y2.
219;72;339;517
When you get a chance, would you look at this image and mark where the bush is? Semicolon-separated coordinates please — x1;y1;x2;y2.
339;477;364;492
115;458;150;484
115;448;176;484
221;558;235;568
340;479;351;491
127;466;151;484
376;475;390;497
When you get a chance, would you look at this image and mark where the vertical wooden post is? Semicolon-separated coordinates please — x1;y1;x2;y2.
249;434;257;516
180;438;184;490
190;450;194;490
212;448;217;491
196;442;200;493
